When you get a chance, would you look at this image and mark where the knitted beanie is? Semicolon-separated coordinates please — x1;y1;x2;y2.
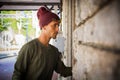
37;7;60;29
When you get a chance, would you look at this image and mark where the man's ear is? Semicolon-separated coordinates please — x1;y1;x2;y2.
42;26;46;30
43;25;48;31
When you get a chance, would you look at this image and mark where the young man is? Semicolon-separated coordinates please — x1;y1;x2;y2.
12;7;72;80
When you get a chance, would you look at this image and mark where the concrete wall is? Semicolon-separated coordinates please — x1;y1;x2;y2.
72;0;120;80
62;0;120;80
62;0;74;79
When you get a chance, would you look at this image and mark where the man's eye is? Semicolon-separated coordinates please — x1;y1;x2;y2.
55;24;59;27
54;24;57;27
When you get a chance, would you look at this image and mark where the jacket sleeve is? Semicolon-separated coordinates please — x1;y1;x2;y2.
12;44;31;80
55;51;72;77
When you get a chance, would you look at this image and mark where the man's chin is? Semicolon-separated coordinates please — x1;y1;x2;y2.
52;34;57;39
52;36;57;39
53;37;57;39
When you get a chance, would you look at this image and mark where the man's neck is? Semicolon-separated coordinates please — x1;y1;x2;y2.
38;32;50;47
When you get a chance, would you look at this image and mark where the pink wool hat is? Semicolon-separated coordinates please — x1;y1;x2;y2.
37;7;60;29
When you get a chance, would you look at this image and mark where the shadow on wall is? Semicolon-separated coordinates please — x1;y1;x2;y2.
113;59;120;80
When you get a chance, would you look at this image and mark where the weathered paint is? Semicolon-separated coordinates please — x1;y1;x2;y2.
72;0;120;80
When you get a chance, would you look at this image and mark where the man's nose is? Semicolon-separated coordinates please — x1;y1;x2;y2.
56;26;59;32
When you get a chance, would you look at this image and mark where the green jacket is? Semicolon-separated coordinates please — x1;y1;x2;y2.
12;38;72;80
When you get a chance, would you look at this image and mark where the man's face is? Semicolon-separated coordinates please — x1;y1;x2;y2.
45;20;60;39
